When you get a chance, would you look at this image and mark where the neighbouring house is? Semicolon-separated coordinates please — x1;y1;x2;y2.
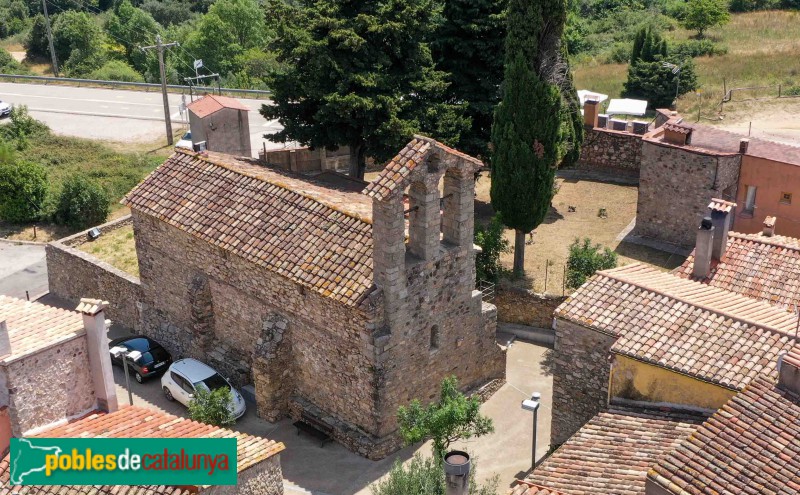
645;349;800;495
259;145;352;175
0;296;286;494
187;95;252;157
550;200;800;445
122;137;505;460
512;406;706;495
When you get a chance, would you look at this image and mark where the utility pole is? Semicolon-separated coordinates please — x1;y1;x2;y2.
41;0;58;77
140;35;180;145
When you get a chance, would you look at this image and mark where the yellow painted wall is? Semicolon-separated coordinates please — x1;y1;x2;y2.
610;355;735;411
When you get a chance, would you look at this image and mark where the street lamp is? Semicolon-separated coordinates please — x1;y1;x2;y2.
521;392;542;470
110;346;141;406
662;62;683;110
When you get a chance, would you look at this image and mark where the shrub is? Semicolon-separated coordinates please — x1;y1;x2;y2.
566;237;618;290
670;39;727;59
0;47;31;76
90;60;144;82
55;174;110;229
0;153;49;223
0;106;49;150
784;85;800;96
729;0;780;11
25;14;52;60
398;376;493;460
370;454;498;495
474;214;510;285
188;387;235;427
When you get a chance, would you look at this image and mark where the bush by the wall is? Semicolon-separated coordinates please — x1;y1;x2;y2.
566;237;618;289
0;151;49;223
370;454;497;495
474;214;510;285
670;39;728;59
55;174;110;229
90;60;145;82
188;387;235;427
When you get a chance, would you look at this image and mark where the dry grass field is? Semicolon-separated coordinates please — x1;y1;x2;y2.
76;223;139;276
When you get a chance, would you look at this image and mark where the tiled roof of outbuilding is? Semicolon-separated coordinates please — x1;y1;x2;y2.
522;406;705;495
648;376;800;495
363;135;483;201
674;231;800;308
509;482;565;495
187;94;250;118
123;150;374;306
0;295;85;364
0;406;284;494
707;198;735;213
556;264;798;390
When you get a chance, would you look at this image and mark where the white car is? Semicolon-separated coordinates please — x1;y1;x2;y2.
175;131;193;150
0;100;11;118
161;358;246;419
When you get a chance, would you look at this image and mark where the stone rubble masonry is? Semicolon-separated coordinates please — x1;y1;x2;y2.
46;215;143;330
575;127;643;178
1;335;95;436
493;286;565;328
634;141;741;248
202;455;283;495
550;317;617;446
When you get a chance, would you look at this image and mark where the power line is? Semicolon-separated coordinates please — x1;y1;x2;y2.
140;34;181;145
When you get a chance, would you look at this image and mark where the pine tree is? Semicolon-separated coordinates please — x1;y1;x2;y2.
490;0;563;276
433;0;507;160
262;0;467;179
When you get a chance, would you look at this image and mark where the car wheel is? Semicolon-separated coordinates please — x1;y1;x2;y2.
135;372;144;384
163;386;174;401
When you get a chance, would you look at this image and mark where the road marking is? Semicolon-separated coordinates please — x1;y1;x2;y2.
0;92;165;107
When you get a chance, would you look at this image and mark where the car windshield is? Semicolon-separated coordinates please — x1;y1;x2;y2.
136;346;169;365
194;373;229;393
183;132;191;139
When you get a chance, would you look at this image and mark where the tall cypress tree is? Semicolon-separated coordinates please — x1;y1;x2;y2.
490;0;563;276
433;0;507;160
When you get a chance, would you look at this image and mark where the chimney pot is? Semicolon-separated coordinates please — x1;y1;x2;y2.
583;99;600;128
739;138;750;154
709;199;736;261
763;216;776;237
777;348;800;396
693;217;715;278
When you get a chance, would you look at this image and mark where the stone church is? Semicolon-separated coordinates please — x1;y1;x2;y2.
122;136;505;459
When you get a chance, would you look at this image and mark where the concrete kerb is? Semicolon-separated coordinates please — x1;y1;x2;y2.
0;237;47;246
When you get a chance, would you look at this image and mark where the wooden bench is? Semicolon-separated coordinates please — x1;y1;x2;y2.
293;413;333;447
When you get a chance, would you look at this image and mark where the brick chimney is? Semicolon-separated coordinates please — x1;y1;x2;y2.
76;298;118;413
763;216;776;237
693;217;715;279
708;199;736;261
777;347;800;396
663;122;693;146
583;99;600;128
739;138;750;154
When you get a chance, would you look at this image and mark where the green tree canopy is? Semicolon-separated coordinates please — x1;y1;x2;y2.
566;237;618;289
397;376;494;460
0;149;48;224
25;14;52;60
490;0;565;275
623;56;698;108
261;0;466;178
52;10;107;76
55;174;110;229
682;0;730;37
433;0;507;159
188;387;236;427
106;0;162;73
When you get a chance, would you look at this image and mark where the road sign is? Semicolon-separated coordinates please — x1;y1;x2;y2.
193;59;203;70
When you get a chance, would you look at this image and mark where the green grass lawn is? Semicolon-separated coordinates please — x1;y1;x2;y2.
574;10;800;115
76;224;140;277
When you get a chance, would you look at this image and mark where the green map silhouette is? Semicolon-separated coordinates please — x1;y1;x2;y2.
10;439;62;485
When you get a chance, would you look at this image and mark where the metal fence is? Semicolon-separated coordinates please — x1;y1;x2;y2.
0;74;272;99
478;280;496;303
721;84;800;104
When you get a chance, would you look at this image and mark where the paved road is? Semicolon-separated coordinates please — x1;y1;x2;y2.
0;242;47;300
0;82;290;157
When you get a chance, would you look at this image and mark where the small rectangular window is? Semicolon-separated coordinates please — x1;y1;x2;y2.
781;192;792;205
745;186;757;213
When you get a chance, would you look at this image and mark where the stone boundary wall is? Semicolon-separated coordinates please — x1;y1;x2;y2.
494;286;565;328
46;216;142;330
576;127;644;178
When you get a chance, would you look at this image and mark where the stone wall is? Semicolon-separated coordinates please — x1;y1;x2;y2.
47;216;142;330
203;455;283;495
2;336;95;436
550;317;617;446
575;127;643;178
494;286;565;328
132;212;379;444
634;141;741;247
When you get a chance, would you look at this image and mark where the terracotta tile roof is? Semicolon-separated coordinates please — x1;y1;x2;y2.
0;405;284;494
123;150;374;306
523;406;705;495
363;136;483;201
510;482;565;495
707;198;735;213
187;94;250;118
557;264;799;390
685;124;800;165
648;376;800;495
0;295;85;364
786;345;800;368
674;231;800;308
664;122;692;134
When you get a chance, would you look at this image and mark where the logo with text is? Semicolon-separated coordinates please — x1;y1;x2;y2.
10;438;237;486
